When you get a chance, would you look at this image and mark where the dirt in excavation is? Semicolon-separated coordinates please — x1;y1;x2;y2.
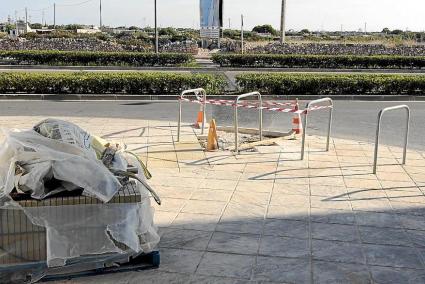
199;131;261;152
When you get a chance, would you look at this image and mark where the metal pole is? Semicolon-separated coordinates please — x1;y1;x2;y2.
177;99;182;142
53;3;56;29
154;0;158;54
301;112;308;160
201;90;207;135
241;15;244;54
403;110;410;165
373;112;382;174
234;104;239;152
326;107;333;151
280;0;286;44
99;0;102;28
301;98;333;160
25;7;28;32
234;92;263;153
373;105;410;174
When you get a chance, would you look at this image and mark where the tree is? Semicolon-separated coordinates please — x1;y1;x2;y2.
382;28;390;34
391;29;404;35
252;25;277;35
300;29;310;34
159;27;178;37
30;23;43;29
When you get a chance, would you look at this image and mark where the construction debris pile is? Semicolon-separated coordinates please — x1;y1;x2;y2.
0;119;160;275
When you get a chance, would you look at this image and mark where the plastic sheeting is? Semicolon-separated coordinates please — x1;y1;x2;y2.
0;119;160;273
24;201;159;268
0;128;121;202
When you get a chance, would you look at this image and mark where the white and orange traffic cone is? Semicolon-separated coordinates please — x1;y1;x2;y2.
292;99;303;135
194;104;206;129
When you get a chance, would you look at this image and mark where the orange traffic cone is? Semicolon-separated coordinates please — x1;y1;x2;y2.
292;99;303;135
194;104;206;129
207;119;219;151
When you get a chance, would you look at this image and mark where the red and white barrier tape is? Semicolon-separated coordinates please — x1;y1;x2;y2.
179;98;331;114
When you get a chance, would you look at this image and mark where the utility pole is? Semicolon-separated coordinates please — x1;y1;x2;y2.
241;15;244;54
25;7;28;33
42;10;45;26
154;0;158;53
364;22;367;34
228;18;230;29
99;0;102;28
53;3;56;29
280;0;286;44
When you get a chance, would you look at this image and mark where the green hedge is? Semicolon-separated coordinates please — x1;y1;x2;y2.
0;50;194;66
236;73;425;95
0;72;226;95
212;54;425;69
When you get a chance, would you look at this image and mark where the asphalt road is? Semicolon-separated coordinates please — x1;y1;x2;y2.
0;100;423;151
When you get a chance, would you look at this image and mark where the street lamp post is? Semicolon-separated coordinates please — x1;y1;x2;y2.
154;0;158;54
280;0;286;44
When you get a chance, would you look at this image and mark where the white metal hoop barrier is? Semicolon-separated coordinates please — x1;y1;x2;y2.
234;92;263;153
373;105;410;174
177;88;207;142
301;98;334;160
177;89;334;155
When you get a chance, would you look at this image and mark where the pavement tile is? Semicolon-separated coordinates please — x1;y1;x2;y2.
350;199;392;213
355;211;403;228
216;218;264;235
364;244;423;269
206;170;243;181
171;213;220;231
181;200;226;215
270;193;309;207
267;205;310;221
311;208;356;225
196;252;255;279
223;202;267;218
272;183;310;195
259;236;310;258
312;223;360;242
313;260;371;284
198;179;239;191
126;271;192;284
159;248;204;274
154;211;179;228
312;239;365;264
235;181;274;193
311;196;352;210
406;229;425;248
370;266;425;284
390;201;425;216
159;228;212;251
398;214;425;231
263;219;309;239
188;275;255;284
155;198;187;212
207;232;260;255
230;191;270;206
155;186;196;199
190;189;233;202
358;226;409;246
253;256;310;283
309;185;347;198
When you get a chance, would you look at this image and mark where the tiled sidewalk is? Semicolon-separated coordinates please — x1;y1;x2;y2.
1;117;425;283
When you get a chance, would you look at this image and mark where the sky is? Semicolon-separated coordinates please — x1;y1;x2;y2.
1;0;424;32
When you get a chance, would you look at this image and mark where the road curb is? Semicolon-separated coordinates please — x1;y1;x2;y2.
1;65;425;73
0;94;424;101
